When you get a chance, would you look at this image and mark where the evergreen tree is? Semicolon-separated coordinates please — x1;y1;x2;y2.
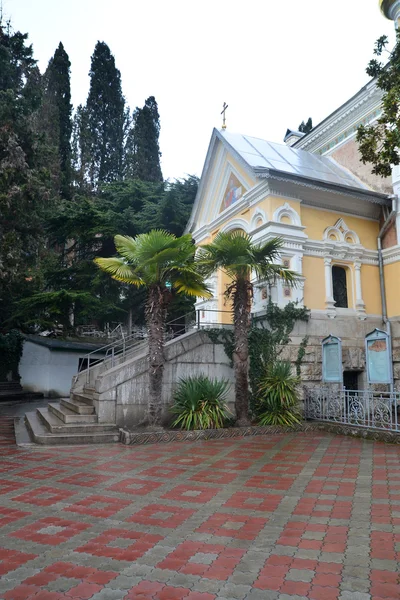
128;96;163;182
42;42;72;199
357;33;400;177
0;21;51;329
85;41;125;186
298;118;313;134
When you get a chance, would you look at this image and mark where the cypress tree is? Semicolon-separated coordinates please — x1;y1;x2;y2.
39;42;72;198
85;41;125;186
129;96;163;182
298;118;313;134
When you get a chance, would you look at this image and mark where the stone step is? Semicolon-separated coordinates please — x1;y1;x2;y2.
60;398;95;415
48;402;97;424
25;412;119;445
71;392;94;406
37;408;116;435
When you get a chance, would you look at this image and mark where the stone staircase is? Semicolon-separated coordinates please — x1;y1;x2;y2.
24;389;119;445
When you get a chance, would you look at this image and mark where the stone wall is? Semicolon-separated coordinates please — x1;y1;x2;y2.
279;312;400;391
93;331;235;429
330;138;393;195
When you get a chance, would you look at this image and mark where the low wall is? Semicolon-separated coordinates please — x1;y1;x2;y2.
94;331;235;429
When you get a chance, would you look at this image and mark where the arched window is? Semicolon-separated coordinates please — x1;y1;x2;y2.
332;266;348;308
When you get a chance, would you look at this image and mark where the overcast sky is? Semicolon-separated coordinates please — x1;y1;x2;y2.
6;0;395;181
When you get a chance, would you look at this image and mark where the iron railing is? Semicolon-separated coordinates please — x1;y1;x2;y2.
304;387;400;432
77;309;234;385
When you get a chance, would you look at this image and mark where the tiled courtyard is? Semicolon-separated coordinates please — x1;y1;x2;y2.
0;418;400;599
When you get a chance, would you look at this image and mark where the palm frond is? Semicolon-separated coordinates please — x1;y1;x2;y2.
94;257;144;286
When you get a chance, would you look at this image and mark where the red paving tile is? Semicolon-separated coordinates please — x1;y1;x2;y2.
12;486;76;507
63;494;132;518
126;504;195;528
0;432;400;598
75;528;163;560
196;513;268;540
162;484;221;504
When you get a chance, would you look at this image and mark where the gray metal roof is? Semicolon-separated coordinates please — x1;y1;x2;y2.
221;130;372;192
24;335;106;352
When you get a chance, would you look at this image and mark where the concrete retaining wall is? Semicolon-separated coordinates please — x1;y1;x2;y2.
91;331;235;429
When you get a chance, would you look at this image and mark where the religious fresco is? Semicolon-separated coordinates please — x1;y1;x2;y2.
220;173;244;212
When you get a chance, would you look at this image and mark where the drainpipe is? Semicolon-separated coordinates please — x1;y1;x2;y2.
377;196;397;393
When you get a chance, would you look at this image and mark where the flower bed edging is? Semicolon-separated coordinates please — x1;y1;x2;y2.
119;421;400;445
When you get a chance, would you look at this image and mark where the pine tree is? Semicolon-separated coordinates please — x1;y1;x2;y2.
128;96;163;182
85;41;125;186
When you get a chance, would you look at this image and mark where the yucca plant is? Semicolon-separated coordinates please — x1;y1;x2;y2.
171;375;231;430
257;361;302;427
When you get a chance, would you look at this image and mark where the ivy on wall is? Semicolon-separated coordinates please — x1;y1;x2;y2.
206;300;310;415
0;330;24;382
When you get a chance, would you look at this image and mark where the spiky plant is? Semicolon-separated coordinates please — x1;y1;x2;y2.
171;375;231;430
257;361;302;427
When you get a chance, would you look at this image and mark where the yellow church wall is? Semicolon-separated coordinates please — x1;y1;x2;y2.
217;270;233;323
361;265;382;315
302;257;326;309
300;206;379;250
250;196;301;223
384;262;400;318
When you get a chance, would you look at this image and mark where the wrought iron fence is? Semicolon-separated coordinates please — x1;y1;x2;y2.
304;387;400;432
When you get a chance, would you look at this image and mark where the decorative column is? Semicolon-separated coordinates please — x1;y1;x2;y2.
354;261;367;320
324;258;336;318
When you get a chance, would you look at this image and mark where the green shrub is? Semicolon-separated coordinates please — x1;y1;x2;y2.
170;375;231;430
257;361;302;427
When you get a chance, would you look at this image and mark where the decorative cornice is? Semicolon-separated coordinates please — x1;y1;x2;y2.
304;239;379;265
293;80;383;155
382;244;400;265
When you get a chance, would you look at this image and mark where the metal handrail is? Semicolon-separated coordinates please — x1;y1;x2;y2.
78;310;198;384
77;308;234;386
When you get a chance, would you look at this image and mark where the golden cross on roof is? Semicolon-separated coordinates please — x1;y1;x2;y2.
221;102;228;130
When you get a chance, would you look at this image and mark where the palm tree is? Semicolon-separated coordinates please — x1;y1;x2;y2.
94;230;211;428
197;231;297;426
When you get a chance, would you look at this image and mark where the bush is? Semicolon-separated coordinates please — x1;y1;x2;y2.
257;361;302;427
170;375;231;430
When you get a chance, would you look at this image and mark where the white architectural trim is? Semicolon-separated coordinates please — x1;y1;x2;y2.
272;202;301;226
323;219;360;245
220;218;249;234
382;244;400;265
293;79;383;156
250;207;267;231
354;260;367;320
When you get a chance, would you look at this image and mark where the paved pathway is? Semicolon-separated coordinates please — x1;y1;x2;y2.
0;422;399;599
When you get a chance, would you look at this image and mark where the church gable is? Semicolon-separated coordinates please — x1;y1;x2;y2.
190;134;256;233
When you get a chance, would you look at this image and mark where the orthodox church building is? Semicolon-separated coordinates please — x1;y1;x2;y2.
187;1;400;391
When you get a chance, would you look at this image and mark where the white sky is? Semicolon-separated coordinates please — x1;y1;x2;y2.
6;0;395;181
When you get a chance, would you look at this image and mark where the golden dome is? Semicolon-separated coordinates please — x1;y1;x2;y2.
380;0;397;19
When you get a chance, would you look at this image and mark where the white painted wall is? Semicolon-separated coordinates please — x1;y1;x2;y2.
19;341;91;397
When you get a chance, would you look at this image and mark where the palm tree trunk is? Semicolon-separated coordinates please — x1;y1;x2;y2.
233;278;251;426
145;285;166;427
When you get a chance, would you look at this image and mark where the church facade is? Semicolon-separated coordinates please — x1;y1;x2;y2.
187;1;400;391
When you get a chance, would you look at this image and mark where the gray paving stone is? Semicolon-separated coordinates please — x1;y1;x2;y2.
245;590;279;600
90;590;126;600
341;577;370;593
218;583;253;599
339;593;371;600
286;568;315;582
